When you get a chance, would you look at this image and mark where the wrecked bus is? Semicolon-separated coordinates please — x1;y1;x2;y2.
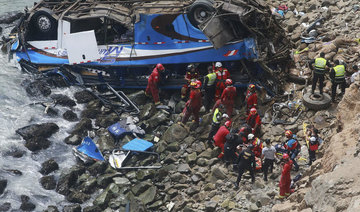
8;0;291;93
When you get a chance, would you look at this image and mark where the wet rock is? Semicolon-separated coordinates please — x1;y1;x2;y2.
162;123;189;143
40;159;59;175
96;173;120;188
44;205;59;212
64;134;82;145
56;165;86;196
74;90;95;104
0;202;11;211
66;191;91;204
88;161;108;176
128;90;147;106
83;206;102;212
16;123;59;140
51;94;76;107
24;137;51;151
147;111;169;129
139;103;157;120
69;118;92;136
63;110;78;122
96;131;115;152
63;204;81;212
20;195;35;211
24;80;51;97
205;201;217;212
131;181;152;196
139;186;157;205
113;177;131;187
40;175;56;190
4;149;26;158
93;189;112;209
0;178;7;195
178;164;191;173
78;178;97;194
95;113;119;128
4;169;22;176
0;11;23;24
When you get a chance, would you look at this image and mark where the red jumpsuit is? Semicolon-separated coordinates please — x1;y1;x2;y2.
245;90;257;114
215;68;230;101
252;138;263;158
146;68;161;104
212;86;236;118
213;126;230;158
279;160;293;198
246;113;261;136
181;88;202;124
181;71;199;99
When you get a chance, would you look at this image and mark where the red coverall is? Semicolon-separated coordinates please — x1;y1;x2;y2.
146;68;161;104
181;88;202;124
279;159;293;198
245;90;257;114
215;68;230;101
213;126;230;158
246;113;261;136
181;71;199;99
212;86;236;118
252;138;263;158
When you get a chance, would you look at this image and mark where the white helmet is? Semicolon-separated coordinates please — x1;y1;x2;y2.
215;62;222;68
248;134;254;140
310;137;316;142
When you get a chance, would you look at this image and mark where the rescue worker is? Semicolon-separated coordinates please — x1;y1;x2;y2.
181;80;203;125
307;136;319;166
248;134;262;157
220;79;237;118
181;64;199;100
238;124;252;144
213;121;232;159
245;84;257;114
214;62;230;101
224;128;242;167
309;52;329;94
284;130;300;171
145;63;165;105
261;139;276;181
202;66;217;112
330;60;346;102
208;104;228;142
279;153;293;199
233;144;256;189
246;108;261;137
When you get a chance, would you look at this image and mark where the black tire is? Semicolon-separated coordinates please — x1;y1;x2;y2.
187;0;215;28
303;92;331;111
30;10;57;40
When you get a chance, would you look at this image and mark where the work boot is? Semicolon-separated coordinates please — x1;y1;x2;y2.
233;182;239;190
311;90;314;94
263;176;268;182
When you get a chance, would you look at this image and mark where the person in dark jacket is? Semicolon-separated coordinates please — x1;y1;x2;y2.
330;60;346;102
224;128;242;167
233;144;256;189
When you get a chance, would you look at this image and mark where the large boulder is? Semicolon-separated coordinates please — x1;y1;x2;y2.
138;186;157;205
96;131;115;152
66;191;91;204
24;79;51;97
63;110;78;122
40;175;56;190
0;178;7;195
93;189;112;209
162;123;189;143
40;159;59;175
51;94;76;107
68;118;92;137
63;204;81;212
19;195;36;211
146;111;169;129
24;137;51;151
16;123;59;140
56;165;86;196
128;90;147;106
74;90;95;104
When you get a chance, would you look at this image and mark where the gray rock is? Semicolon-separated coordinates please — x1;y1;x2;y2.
78;178;97;194
82;206;102;212
138;186;157;205
147;111;169;129
51;94;76;107
156;141;167;153
131;181;152;196
257;193;271;206
191;174;201;183
95;113;119;128
96;173;120;188
40;159;59;175
56;165;86;195
205;201;217;212
24;137;51;151
93;189;112;209
0;202;11;212
24;79;51;97
64;134;81;145
113;177;131;187
20;195;36;211
16;123;59;140
63;110;78;122
128;90;147;106
69;118;92;137
63;204;81;212
74;90;95;104
196;158;208;166
208;167;227;182
178;164;191;173
96;132;115;152
66;191;91;204
40;175;56;190
167;142;180;152
136;169;155;181
162;123;189;143
87;161;108;176
170;173;188;183
148;200;163;210
140;103;157;120
249;203;259;212
186;152;197;164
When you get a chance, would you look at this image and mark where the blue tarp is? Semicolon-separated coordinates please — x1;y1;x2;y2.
76;137;105;161
122;138;153;152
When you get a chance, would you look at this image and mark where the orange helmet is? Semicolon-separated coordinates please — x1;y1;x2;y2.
156;63;165;71
225;79;233;86
194;80;202;89
250;108;257;115
285;130;292;138
225;120;232;128
248;84;255;90
282;153;290;160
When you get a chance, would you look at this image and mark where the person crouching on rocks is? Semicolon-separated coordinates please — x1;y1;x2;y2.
212;121;231;159
233;144;256;189
279;153;293;199
181;80;203;126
